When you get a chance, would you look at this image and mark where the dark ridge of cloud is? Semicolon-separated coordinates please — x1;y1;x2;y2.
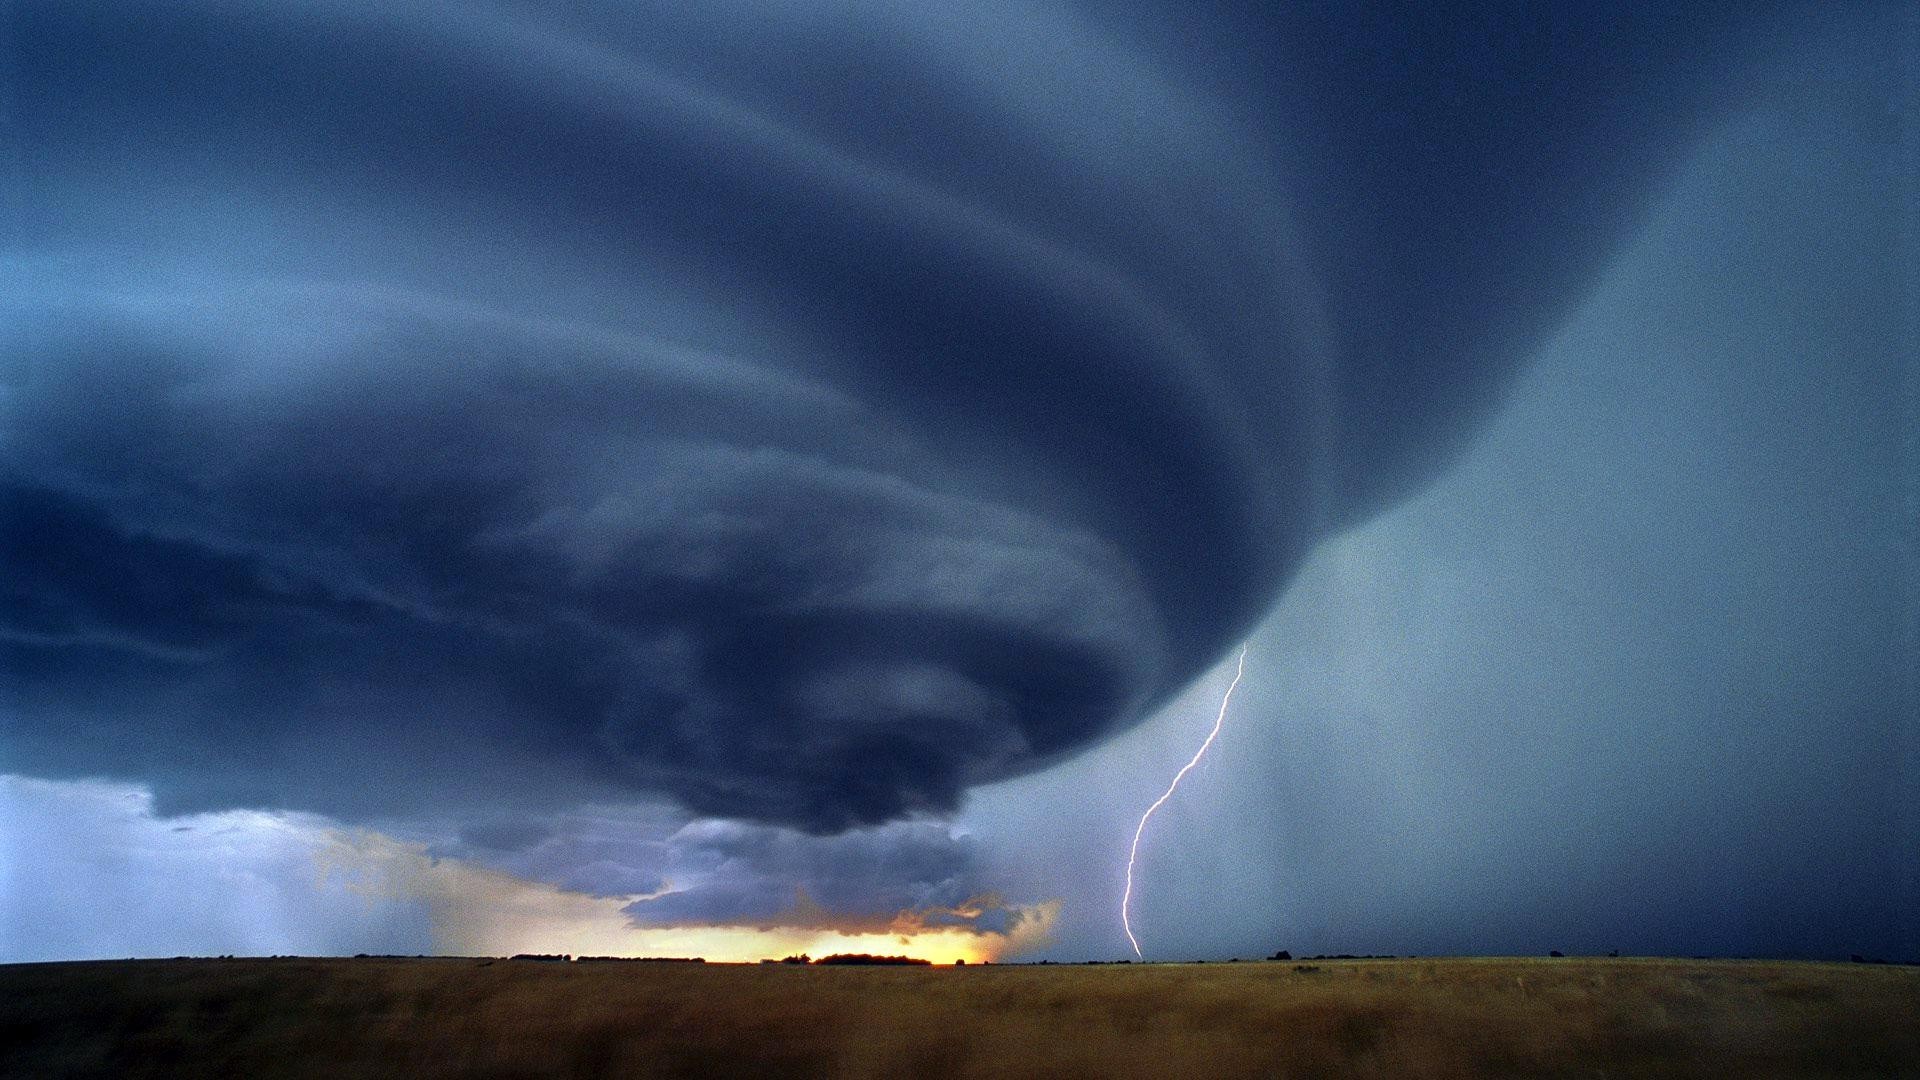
626;818;985;929
457;819;559;856
1;1;1874;830
420;805;1005;931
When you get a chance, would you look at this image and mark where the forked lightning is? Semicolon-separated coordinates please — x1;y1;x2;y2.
1122;644;1249;959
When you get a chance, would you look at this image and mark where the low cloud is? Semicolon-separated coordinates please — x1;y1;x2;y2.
412;803;1056;955
324;827;1058;962
1;775;1058;962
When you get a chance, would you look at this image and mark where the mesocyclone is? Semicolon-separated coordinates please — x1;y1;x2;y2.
0;1;1813;831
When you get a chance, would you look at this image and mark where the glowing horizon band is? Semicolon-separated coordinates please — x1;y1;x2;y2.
1121;643;1248;959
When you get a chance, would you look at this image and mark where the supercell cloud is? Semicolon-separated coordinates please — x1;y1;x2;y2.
0;2;1833;830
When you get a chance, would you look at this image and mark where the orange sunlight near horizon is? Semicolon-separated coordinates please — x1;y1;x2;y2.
314;830;1057;964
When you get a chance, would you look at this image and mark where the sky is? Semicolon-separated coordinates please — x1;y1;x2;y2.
2;2;1913;964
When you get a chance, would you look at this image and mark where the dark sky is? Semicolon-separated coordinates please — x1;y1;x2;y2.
2;1;1913;962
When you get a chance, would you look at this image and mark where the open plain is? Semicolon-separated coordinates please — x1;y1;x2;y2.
1;955;1915;1078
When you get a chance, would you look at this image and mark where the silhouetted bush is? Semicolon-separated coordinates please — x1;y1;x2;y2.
812;954;930;966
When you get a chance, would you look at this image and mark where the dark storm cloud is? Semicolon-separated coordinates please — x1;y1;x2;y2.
625;818;986;930
1;1;1829;829
422;803;1005;933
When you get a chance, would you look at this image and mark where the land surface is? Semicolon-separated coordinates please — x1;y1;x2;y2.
2;956;1915;1078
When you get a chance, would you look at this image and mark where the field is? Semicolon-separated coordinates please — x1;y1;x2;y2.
2;956;1915;1078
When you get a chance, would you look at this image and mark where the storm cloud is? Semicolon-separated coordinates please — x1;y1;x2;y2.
0;1;1854;830
424;802;1032;937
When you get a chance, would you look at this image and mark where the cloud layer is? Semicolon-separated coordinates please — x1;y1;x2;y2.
417;804;1056;952
1;1;1812;829
0;774;1051;962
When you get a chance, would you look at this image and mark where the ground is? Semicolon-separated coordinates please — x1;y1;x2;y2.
2;955;1915;1078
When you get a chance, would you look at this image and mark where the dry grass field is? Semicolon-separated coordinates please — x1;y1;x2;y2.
2;955;1915;1079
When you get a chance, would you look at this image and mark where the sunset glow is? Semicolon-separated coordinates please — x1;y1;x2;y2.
315;830;1057;964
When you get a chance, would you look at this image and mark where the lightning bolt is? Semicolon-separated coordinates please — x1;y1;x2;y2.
1122;643;1249;959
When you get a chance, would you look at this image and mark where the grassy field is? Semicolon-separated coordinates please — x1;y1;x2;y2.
1;956;1915;1078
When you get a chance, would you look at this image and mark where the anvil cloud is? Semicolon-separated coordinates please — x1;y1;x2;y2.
0;1;1837;831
